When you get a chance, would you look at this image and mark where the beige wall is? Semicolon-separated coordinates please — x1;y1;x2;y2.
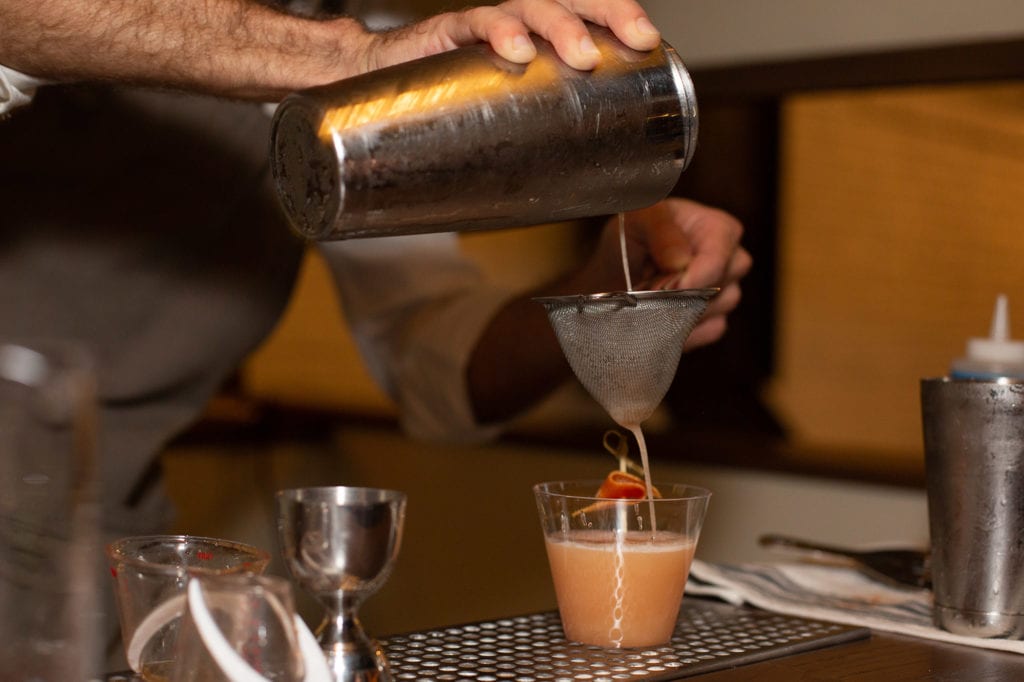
642;0;1024;68
354;0;1024;66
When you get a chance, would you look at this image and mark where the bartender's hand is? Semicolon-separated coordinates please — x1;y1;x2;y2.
468;197;751;424
367;0;661;72
596;198;752;349
0;0;658;102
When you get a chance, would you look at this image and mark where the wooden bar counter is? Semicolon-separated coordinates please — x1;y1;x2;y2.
700;630;1024;681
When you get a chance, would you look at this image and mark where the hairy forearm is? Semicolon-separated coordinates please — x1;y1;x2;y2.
467;295;569;425
467;257;615;424
466;292;565;421
0;0;371;100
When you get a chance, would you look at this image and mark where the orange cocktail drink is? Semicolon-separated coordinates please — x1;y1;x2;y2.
534;481;710;648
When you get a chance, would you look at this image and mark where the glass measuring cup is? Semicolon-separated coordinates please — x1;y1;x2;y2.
106;535;270;680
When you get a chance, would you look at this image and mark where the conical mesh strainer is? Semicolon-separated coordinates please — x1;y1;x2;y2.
535;289;717;427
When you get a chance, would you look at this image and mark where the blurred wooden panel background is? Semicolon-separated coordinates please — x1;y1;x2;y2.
765;81;1024;467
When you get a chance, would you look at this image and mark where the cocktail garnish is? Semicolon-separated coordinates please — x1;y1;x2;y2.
597;470;662;499
603;429;645;477
572;470;662;517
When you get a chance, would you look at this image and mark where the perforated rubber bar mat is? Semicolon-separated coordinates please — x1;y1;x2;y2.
382;598;870;681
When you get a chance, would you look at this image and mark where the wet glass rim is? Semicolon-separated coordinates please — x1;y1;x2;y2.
105;534;270;575
533;480;711;503
276;484;407;506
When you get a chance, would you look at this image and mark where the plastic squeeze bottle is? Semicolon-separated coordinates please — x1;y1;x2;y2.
950;294;1024;380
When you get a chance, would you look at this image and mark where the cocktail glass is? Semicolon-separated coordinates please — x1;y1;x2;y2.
276;486;406;682
106;534;270;680
534;480;711;648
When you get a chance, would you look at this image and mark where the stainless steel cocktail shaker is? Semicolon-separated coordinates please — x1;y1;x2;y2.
270;25;697;240
922;377;1024;638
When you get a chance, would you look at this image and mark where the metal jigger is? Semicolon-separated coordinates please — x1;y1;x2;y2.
276;486;406;681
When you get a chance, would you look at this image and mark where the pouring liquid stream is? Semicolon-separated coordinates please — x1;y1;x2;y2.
618;212;634;293
617;212;657;532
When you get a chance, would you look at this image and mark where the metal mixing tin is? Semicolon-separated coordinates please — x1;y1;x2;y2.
270;25;697;240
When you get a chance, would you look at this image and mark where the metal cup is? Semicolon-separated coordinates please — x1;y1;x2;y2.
276;486;406;682
921;377;1024;638
270;24;697;240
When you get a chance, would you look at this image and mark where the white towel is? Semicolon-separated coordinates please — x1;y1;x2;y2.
686;559;1024;655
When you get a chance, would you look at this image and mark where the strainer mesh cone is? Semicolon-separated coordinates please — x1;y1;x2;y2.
535;289;716;427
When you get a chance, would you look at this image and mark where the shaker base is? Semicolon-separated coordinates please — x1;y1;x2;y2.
934;604;1024;639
